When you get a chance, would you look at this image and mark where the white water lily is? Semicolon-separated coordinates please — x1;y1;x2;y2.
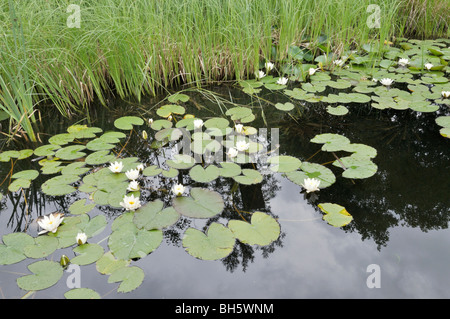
256;70;266;80
398;58;409;66
235;123;244;134
442;91;450;98
265;61;274;71
37;213;64;235
148;118;154;126
301;178;321;193
226;147;239;158
372;78;378;83
235;140;250;152
171;183;186;196
76;232;87;245
333;59;344;67
424;63;433;70
136;163;145;172
276;77;288;85
125;168;140;181
193;119;203;129
380;78;394;86
109;161;124;173
120;194;141;211
308;68;317;76
127;180;140;192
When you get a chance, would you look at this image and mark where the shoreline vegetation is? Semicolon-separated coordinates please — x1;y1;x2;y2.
0;0;449;142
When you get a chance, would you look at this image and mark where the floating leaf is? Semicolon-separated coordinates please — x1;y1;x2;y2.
182;223;235;260
285;162;336;188
275;102;295;111
69;199;96;215
310;133;351;152
167;92;190;103
48;133;75;146
86;138;116;151
55;145;86;160
34;144;60;157
228;212;280;246
225;107;253;121
166;154;196;170
318;203;353;227
114;116;144;130
326;105;348;116
333;155;378;179
108;222;163;260
173;187;224;219
85;150;116;165
189;165;220;183
233;169;263;185
64;288;101;299
142;165;162;177
96;251;130;275
156;104;185;118
41;174;80;196
61;162;90;176
267;155;302;173
218;162;241;177
8;178;31;192
108;266;145;293
67;125;102;139
71;243;104;266
23;236;59;259
0;233;34;265
16;260;63;291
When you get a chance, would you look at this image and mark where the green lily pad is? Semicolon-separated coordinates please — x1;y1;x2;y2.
55;145;87;160
114;116;144;130
85;150;116;165
189;165;220;183
64;288;101;299
267;155;302;173
218;162;241;177
8;178;32;192
86;138;116;151
233;169;263;185
61;162;90;176
311;133;351;152
67;125;102;139
71;243;104;266
16;260;63;291
275;102;295;111
156;104;186;118
41;174;80;196
333;155;378;179
69;199;96;215
326;105;349;116
48;133;75;146
34;144;61;157
318;203;353;227
108;222;162;260
225;107;253;121
96;251;130;275
108;266;145;293
182;223;236;260
228;212;280;246
166;154;196;170
150;119;173;130
285;162;336;188
23;236;59;259
133;199;180;230
142;165;162;177
172;187;224;219
0;233;35;265
167;92;190;103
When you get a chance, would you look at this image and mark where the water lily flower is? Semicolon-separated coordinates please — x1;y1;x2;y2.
125;168;140;181
171;183;186;196
372;78;378;83
301;178;321;193
380;78;394;87
109;161;124;173
168;115;173;121
308;68;317;76
136;163;145;172
256;70;266;80
127;180;140;192
76;232;87;245
148;118;154;126
37;213;64;235
193;119;203;129
120;194;141;211
276;77;288;85
398;58;409;67
442;91;450;98
226;147;239;158
235;140;250;152
265;62;274;71
235;124;244;134
424;63;433;70
333;59;344;67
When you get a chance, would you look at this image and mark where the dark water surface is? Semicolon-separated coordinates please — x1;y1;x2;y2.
0;84;449;299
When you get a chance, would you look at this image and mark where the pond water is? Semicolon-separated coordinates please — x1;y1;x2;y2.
0;76;449;299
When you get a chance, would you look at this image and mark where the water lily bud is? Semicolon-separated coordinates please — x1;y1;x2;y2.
424;63;433;70
235;124;244;134
265;61;274;71
142;130;148;140
76;232;87;245
60;255;70;268
148;118;153;126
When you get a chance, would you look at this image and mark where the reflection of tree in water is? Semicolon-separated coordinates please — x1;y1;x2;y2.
279;101;450;249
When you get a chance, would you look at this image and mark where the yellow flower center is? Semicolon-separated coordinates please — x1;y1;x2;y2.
129;201;135;205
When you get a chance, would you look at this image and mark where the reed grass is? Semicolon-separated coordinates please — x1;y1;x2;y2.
0;0;448;141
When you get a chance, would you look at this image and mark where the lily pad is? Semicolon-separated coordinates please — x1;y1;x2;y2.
71;243;104;265
96;251;130;275
23;236;59;259
189;165;220;183
275;102;295;111
228;212;280;246
310;133;351;152
133;200;180;230
0;233;35;265
156;104;186;118
267;155;302;173
16;260;63;291
55;145;87;160
114;116;144;130
172;187;224;219
64;288;101;299
182;223;235;260
318;203;353;227
69;199;96;215
326;105;349;116
108;266;145;293
8;178;31;192
233;169;263;185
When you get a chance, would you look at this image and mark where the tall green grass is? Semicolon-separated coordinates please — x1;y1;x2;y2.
0;0;448;141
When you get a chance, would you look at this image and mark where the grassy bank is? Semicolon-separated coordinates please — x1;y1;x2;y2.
0;0;448;141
